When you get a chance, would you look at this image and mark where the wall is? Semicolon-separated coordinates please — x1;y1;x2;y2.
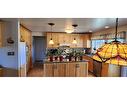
32;31;45;36
0;19;19;76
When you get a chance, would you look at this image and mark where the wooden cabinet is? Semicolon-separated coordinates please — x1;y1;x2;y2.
93;60;102;77
46;33;91;48
0;22;4;47
44;64;54;77
44;62;88;77
93;60;121;77
83;55;93;73
54;63;66;77
101;63;109;77
66;63;76;77
75;63;88;77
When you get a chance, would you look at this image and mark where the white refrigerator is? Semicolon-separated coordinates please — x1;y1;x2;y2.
19;42;27;77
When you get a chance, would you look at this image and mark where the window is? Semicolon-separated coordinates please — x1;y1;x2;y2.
91;38;125;53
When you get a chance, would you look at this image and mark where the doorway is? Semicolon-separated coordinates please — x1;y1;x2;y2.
33;36;47;63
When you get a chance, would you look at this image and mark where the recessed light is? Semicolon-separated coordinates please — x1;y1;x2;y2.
105;26;109;29
89;30;93;32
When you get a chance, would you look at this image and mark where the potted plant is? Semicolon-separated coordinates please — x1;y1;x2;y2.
66;49;74;61
53;49;59;61
46;49;55;62
73;49;84;61
57;48;64;62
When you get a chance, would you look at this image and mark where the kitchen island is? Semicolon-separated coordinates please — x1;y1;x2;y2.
43;61;88;77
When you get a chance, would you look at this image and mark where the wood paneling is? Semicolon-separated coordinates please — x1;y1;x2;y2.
66;63;76;77
0;22;4;47
44;62;88;77
46;33;91;48
54;63;66;77
20;25;32;72
76;63;88;77
101;63;109;77
83;55;93;73
44;64;54;77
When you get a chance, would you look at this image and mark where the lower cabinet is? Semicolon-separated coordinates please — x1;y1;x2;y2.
93;60;120;77
44;62;88;77
44;64;54;77
54;63;66;77
83;55;93;73
121;66;127;77
93;60;102;77
75;63;88;77
66;63;76;77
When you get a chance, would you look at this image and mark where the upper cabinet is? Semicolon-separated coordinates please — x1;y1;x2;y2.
46;33;91;48
0;22;4;48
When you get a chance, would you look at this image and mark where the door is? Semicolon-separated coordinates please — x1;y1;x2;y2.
76;63;88;77
34;36;46;62
101;63;109;77
93;60;102;77
54;64;66;77
66;63;76;77
44;64;54;77
19;42;27;77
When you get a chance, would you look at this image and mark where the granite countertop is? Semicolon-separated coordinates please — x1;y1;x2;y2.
85;54;93;57
44;60;89;64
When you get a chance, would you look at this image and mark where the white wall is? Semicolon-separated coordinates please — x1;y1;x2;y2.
32;31;45;36
0;19;19;70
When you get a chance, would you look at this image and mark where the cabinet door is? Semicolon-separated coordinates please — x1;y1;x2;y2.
66;63;76;77
82;34;91;48
93;60;102;77
0;22;4;47
76;63;88;77
83;56;93;72
54;64;66;77
101;63;109;77
44;64;54;77
0;24;2;47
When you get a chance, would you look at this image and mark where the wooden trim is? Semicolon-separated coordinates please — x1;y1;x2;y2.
46;32;92;34
20;24;32;32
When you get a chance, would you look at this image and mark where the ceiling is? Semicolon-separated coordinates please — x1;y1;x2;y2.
20;18;127;33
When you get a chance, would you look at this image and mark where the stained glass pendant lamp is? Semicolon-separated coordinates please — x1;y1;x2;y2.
72;24;78;44
93;18;127;66
48;23;55;45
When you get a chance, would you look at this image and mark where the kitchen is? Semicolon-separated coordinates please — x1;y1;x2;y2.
18;18;127;77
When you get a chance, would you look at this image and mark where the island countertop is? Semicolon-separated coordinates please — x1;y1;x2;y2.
44;60;89;64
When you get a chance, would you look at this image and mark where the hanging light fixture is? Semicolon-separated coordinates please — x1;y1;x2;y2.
72;24;78;44
48;23;55;45
93;18;127;66
65;29;73;33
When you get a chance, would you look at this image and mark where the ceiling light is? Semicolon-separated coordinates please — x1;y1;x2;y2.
72;24;78;44
49;38;54;45
93;18;127;66
72;38;77;44
89;30;93;32
48;23;55;45
65;29;73;33
105;25;109;29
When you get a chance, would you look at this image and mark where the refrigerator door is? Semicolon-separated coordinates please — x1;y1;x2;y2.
19;42;27;77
